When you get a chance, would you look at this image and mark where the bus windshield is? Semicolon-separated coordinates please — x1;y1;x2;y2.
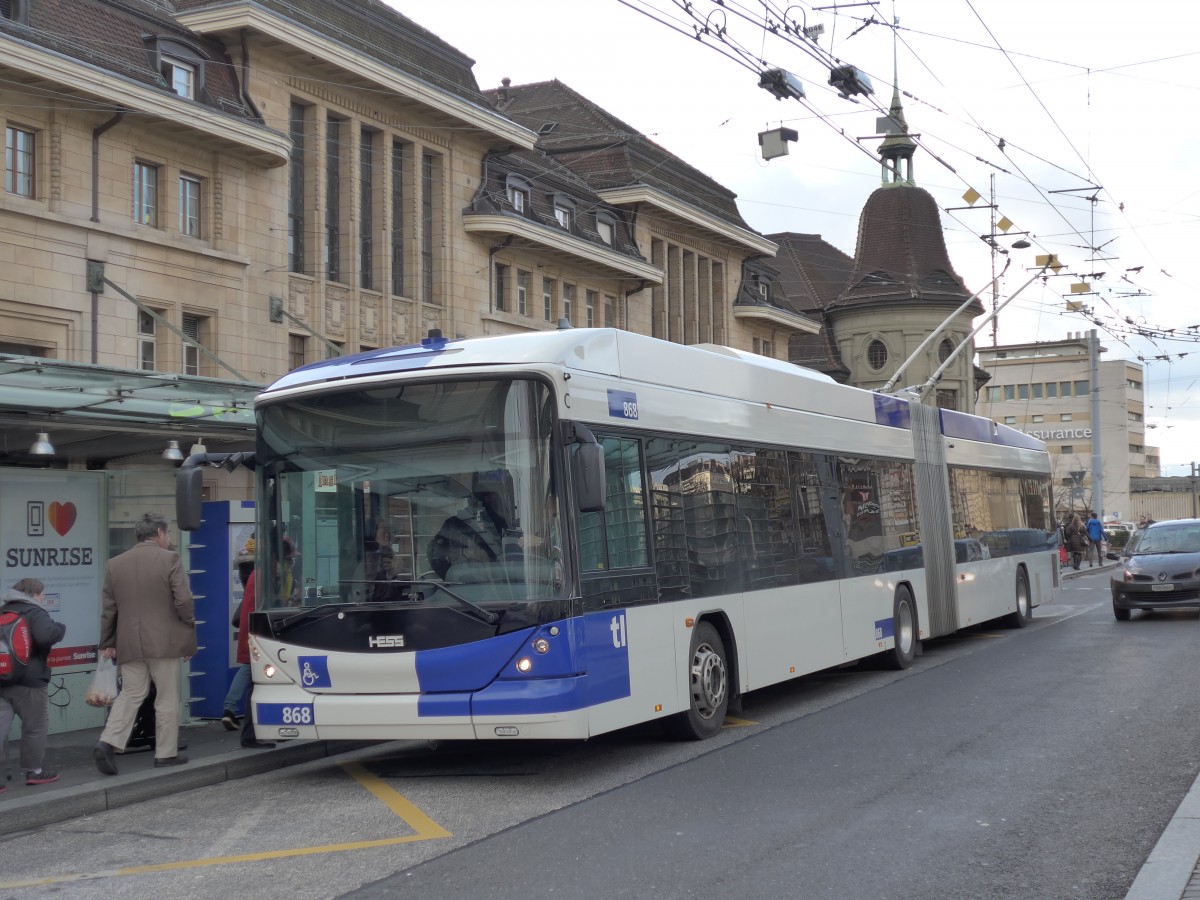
256;376;563;611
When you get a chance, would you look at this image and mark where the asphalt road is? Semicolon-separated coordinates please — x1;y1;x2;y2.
2;571;1197;900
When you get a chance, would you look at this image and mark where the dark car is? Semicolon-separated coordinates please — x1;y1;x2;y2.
1110;519;1200;620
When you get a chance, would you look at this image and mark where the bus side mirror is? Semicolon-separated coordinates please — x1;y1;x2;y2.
574;442;605;513
176;467;205;531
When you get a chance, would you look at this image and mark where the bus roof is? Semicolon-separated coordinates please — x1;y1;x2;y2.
262;329;1044;453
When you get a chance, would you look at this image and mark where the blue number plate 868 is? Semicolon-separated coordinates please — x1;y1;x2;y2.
256;703;314;726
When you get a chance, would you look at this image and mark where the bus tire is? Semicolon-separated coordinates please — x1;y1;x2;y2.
1005;567;1033;628
667;621;729;741
886;586;917;670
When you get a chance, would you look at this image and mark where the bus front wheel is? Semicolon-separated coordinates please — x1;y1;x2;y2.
668;621;729;741
886;587;917;670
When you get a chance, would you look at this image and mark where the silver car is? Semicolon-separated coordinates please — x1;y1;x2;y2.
1111;519;1200;621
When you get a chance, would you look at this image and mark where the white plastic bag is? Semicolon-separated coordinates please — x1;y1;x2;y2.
85;656;118;707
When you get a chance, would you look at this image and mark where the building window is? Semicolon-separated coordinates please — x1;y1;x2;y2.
604;294;616;328
1017;384;1029;400
938;338;954;363
360;129;374;290
553;199;574;230
181;313;204;375
326;341;343;359
495;264;508;312
1074;380;1089;397
586;290;596;328
1061;445;1074;454
289;334;306;370
509;186;528;213
516;270;529;315
1129;444;1144;454
161;56;195;99
1059;381;1071;397
0;1;30;24
1004;416;1016;424
986;387;1002;402
1003;384;1015;401
1032;383;1043;399
1128;411;1143;422
1127;379;1142;390
1046;382;1058;399
866;339;888;371
1032;414;1044;423
178;175;201;237
596;217;613;245
137;309;156;371
1061;413;1073;422
562;283;574;323
390;140;406;296
4;125;34;198
542;278;554;322
325;116;342;283
133;161;158;226
288;103;306;275
421;151;438;304
936;388;957;410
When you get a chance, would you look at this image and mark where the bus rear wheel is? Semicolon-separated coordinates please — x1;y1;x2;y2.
886;587;917;670
667;621;729;741
1005;567;1033;628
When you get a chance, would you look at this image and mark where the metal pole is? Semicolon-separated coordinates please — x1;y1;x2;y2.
1192;462;1198;519
1088;329;1104;518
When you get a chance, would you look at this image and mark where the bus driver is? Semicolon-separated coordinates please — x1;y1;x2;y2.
427;471;516;579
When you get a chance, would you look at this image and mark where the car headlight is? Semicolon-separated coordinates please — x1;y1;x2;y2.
1122;569;1133;582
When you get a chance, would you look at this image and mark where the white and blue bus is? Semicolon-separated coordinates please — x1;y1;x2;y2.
178;329;1056;742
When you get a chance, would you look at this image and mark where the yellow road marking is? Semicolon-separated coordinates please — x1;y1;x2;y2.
0;760;450;890
722;716;758;727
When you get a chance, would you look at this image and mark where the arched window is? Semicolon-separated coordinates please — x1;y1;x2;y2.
867;339;888;371
938;338;954;363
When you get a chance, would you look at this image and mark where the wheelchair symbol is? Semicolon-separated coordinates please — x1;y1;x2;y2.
301;661;318;687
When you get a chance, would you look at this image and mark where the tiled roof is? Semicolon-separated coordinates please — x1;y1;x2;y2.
1;0;250;117
464;148;643;259
177;0;489;107
485;80;755;233
760;233;855;380
833;185;981;314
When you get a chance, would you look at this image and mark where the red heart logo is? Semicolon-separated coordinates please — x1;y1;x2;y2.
48;501;77;537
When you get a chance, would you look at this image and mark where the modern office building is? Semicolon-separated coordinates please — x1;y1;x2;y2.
976;333;1160;522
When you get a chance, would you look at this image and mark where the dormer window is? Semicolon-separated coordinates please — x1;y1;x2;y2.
0;0;29;25
554;202;574;230
146;38;208;101
504;174;531;214
161;56;195;99
595;211;616;246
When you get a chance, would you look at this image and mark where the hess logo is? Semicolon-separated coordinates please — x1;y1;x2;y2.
368;634;405;648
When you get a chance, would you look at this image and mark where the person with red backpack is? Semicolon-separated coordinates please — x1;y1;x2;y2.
0;577;66;790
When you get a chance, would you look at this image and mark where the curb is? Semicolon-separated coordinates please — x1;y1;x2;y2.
0;739;381;837
1125;776;1200;900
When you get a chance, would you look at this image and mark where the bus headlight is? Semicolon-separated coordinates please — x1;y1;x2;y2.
533;638;550;654
515;657;533;673
263;663;277;679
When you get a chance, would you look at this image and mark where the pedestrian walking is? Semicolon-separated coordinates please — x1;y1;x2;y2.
1066;514;1088;570
1085;512;1105;567
93;512;197;775
0;578;66;789
236;566;275;750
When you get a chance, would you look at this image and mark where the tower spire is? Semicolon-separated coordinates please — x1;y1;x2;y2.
878;17;916;186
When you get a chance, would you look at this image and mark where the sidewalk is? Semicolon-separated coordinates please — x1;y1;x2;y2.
0;716;379;836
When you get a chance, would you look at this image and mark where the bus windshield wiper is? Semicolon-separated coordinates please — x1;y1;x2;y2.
379;578;500;625
275;604;345;632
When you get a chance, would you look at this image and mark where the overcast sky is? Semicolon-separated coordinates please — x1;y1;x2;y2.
390;1;1200;474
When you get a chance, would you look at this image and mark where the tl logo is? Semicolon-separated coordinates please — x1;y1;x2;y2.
609;613;627;649
27;501;78;538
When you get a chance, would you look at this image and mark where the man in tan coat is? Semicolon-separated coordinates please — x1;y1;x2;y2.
94;512;197;774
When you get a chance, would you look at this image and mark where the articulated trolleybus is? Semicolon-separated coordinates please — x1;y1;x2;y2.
178;329;1056;743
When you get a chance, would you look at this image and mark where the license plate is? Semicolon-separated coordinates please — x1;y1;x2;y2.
1151;583;1175;592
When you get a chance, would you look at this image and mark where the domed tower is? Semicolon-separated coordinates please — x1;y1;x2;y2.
824;81;983;411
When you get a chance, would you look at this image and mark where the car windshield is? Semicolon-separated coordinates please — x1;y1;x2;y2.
1127;523;1200;555
255;377;564;611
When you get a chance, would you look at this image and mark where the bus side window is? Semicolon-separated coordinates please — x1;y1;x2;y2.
577;436;649;573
